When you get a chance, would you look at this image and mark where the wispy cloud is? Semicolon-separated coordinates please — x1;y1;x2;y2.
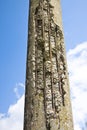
0;42;87;130
14;83;25;99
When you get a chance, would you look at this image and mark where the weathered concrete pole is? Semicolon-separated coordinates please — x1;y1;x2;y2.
24;0;74;130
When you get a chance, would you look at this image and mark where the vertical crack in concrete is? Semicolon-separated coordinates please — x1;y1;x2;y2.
35;0;66;129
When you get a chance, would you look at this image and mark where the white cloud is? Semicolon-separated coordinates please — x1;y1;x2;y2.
0;42;87;130
0;84;25;130
67;42;87;130
0;95;24;130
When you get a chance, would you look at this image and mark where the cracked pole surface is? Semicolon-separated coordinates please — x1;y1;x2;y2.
23;0;74;130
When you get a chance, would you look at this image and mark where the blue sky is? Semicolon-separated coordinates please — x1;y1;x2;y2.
0;0;87;130
62;0;87;50
0;0;28;112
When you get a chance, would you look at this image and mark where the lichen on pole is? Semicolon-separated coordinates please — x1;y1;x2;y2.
23;0;74;130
